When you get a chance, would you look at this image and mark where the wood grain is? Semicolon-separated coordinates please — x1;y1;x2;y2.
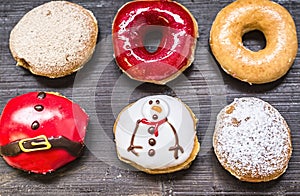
0;0;299;195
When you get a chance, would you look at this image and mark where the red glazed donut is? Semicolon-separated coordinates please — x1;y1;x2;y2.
0;92;88;174
112;0;198;85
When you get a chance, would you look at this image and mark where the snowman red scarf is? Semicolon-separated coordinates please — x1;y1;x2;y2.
140;118;167;137
128;117;184;159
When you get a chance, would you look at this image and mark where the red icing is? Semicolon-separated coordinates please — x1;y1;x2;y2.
0;92;88;174
113;0;197;84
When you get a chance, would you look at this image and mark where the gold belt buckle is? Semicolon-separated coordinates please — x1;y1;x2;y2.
18;135;52;153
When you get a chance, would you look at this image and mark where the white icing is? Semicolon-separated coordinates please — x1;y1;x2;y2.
142;98;169;121
153;8;184;24
214;97;292;179
115;95;197;170
12;107;63;126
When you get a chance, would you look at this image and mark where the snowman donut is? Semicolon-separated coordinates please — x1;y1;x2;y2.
113;95;199;174
0;92;88;174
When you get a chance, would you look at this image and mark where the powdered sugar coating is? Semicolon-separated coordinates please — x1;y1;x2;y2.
213;97;292;182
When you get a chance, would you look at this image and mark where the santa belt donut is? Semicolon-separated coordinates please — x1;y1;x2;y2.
0;135;84;157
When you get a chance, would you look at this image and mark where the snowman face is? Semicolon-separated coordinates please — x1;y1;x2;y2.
142;97;169;121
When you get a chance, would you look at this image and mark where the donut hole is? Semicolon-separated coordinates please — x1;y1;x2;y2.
143;27;164;54
242;30;266;52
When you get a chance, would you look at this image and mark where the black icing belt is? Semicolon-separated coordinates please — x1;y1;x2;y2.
0;135;85;157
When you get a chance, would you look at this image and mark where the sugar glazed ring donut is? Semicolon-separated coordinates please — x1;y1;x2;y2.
0;92;88;174
112;0;198;85
113;95;199;174
213;97;292;182
210;0;298;84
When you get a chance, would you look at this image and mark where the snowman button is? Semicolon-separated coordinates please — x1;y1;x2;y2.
148;126;155;135
148;149;155;157
148;138;156;146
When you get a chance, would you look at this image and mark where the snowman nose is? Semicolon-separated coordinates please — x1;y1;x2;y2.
151;106;162;113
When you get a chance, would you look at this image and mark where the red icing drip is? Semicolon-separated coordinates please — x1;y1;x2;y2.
113;0;197;83
140;118;167;137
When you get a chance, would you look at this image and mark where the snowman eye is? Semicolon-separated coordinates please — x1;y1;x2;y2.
149;100;153;105
156;100;160;104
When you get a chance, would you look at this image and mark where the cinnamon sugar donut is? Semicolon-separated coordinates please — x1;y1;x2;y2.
213;97;292;182
210;0;298;84
9;1;98;78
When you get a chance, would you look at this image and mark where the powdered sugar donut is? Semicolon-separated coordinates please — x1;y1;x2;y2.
213;97;292;182
113;95;199;174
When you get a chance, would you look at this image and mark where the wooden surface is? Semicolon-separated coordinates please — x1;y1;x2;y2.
0;0;300;195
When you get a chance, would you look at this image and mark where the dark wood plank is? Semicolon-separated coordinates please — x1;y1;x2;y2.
0;0;299;195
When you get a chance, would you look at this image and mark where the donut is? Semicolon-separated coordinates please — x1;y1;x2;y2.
0;92;88;174
9;1;98;78
213;97;292;182
210;0;298;84
112;0;198;85
113;95;199;174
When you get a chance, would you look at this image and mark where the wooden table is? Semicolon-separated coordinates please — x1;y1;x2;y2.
0;0;299;195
